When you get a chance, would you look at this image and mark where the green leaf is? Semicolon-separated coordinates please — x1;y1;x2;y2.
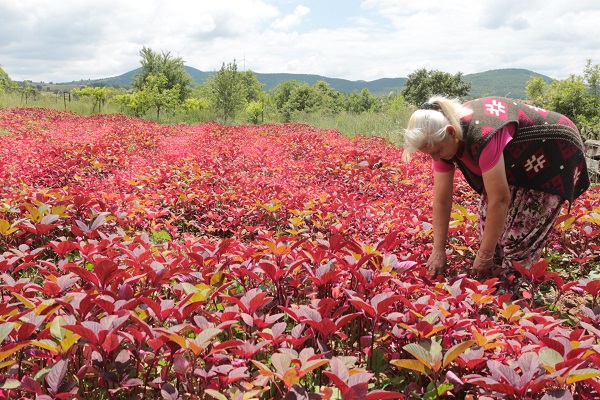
369;348;389;374
204;389;228;400
539;348;563;371
437;382;454;396
403;343;433;367
50;317;66;341
0;322;15;343
0;379;20;389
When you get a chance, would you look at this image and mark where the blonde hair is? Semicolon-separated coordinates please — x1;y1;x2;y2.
402;95;472;161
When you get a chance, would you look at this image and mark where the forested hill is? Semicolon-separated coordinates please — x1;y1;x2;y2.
59;66;554;99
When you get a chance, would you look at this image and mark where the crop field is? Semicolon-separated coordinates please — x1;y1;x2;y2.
1;107;600;399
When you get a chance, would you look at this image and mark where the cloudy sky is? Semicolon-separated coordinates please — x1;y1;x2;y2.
1;0;599;84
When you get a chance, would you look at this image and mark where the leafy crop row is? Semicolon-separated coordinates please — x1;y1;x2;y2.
1;108;600;399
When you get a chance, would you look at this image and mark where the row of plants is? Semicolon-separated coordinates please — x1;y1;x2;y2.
1;107;600;398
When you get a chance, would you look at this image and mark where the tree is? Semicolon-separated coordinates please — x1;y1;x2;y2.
72;86;116;112
525;76;548;107
0;65;13;93
346;88;379;114
271;80;345;121
583;59;600;119
0;65;19;96
546;75;588;121
282;83;314;121
400;68;471;106
207;60;246;123
525;60;600;139
310;80;344;114
132;46;193;102
140;74;181;121
241;70;265;102
246;100;264;124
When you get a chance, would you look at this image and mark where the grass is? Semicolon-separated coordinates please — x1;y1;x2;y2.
0;91;413;144
290;109;411;145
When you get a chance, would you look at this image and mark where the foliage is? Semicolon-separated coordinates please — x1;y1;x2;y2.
271;80;348;122
0;108;599;399
111;74;181;121
206;60;247;124
246;100;264;124
72;86;119;113
240;70;266;103
346;88;380;114
131;46;194;102
526;59;600;140
0;65;15;94
400;68;472;106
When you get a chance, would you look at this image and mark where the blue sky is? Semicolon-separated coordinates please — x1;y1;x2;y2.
1;0;599;84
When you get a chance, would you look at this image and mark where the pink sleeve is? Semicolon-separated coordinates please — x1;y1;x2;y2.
479;123;516;172
433;159;454;173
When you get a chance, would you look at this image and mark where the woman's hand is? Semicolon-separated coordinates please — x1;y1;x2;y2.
426;249;447;277
472;252;503;280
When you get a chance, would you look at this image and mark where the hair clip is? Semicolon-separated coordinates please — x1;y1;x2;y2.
420;102;441;111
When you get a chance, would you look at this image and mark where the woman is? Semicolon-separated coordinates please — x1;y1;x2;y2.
403;96;590;286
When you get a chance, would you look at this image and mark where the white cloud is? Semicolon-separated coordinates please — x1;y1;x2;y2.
0;0;599;83
271;5;311;31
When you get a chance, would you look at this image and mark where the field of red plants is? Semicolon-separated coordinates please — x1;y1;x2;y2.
1;107;600;399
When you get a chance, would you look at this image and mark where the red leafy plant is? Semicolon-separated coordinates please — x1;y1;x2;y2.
0;108;599;398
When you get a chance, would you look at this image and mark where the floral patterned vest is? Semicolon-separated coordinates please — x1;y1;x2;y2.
451;97;589;204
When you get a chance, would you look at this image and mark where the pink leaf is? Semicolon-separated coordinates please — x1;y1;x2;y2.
45;359;68;395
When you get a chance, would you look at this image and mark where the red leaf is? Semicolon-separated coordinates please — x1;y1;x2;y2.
323;371;349;395
20;376;43;394
344;383;368;400
63;264;100;288
366;390;406;400
63;324;98;344
102;332;120;355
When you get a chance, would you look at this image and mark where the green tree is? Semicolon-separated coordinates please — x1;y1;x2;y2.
0;65;14;93
111;73;180;120
272;80;300;109
141;73;181;121
583;59;600;119
111;92;150;117
72;86;116;112
207;60;246;123
546;75;588;121
241;70;265;102
525;76;548;107
310;80;344;114
132;46;193;101
246;100;264;124
346;88;379;114
271;80;346;121
283;83;314;120
525;60;600;139
400;68;471;106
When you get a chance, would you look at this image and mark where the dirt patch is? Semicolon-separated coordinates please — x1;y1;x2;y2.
543;288;593;322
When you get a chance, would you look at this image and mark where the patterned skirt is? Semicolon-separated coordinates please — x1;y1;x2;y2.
478;186;564;273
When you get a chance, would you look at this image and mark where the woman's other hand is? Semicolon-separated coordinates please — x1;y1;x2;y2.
426;249;447;277
472;253;502;280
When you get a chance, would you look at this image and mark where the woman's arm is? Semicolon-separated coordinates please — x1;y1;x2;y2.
473;154;511;276
427;169;455;276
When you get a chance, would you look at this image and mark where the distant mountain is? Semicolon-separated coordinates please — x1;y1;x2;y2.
463;68;554;99
57;66;554;99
